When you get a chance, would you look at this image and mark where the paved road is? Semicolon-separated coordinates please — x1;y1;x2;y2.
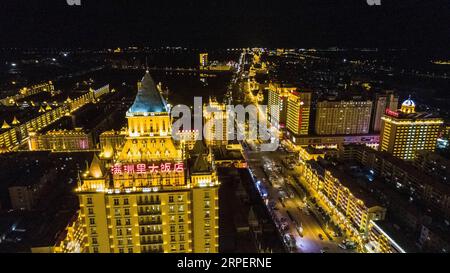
245;147;353;253
237;49;353;253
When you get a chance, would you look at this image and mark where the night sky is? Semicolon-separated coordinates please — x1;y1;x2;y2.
0;0;449;51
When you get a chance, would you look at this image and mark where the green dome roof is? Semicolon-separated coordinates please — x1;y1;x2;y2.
128;71;167;115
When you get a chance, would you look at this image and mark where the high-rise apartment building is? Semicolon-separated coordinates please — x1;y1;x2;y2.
203;97;230;147
286;90;312;139
379;97;444;160
76;71;219;253
315;99;373;135
372;91;399;132
199;53;208;69
267;83;296;129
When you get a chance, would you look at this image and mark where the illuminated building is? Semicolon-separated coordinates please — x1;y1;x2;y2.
315;99;373;135
203;97;230;147
199;53;208;69
267;83;295;129
176;130;200;151
379;97;444;160
28;128;93;152
298;146;325;161
284;89;312;145
300;159;386;244
0;85;109;151
76;71;219;253
53;212;86;253
0;81;55;106
371;91;399;132
289;134;380;149
366;221;406;253
99;130;128;159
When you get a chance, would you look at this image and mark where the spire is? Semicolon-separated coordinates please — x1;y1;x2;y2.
128;71;168;115
1;120;10;129
89;153;105;178
11;116;20;125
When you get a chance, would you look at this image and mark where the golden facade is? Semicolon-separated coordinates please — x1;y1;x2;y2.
76;71;219;253
380;98;443;160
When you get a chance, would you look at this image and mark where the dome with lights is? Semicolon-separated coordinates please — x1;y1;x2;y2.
400;96;416;114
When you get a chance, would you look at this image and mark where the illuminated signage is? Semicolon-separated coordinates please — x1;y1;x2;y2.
385;109;399;118
112;162;184;175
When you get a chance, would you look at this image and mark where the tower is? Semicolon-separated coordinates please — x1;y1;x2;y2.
379;97;444;160
76;71;219;253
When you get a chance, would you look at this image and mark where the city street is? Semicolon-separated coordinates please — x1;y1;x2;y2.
235;49;357;253
245;148;353;253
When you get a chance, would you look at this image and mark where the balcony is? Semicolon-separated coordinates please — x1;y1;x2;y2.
141;247;164;253
138;209;161;216
140;229;163;235
140;239;163;245
139;220;162;226
137;199;161;206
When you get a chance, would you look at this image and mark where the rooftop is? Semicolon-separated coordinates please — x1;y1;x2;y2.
128;71;167;114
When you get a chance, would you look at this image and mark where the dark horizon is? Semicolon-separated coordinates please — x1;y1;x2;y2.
0;0;449;54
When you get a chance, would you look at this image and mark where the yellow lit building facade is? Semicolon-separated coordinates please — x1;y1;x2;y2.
286;90;311;139
76;71;219;253
203;97;230;147
379;98;444;160
315;99;373;135
199;53;208;69
300;160;386;247
267;83;294;129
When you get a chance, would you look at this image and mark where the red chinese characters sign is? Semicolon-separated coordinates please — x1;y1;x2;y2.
385;108;399;118
111;162;185;175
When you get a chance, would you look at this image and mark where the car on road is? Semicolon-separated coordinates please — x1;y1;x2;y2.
320;247;329;253
338;244;347;250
